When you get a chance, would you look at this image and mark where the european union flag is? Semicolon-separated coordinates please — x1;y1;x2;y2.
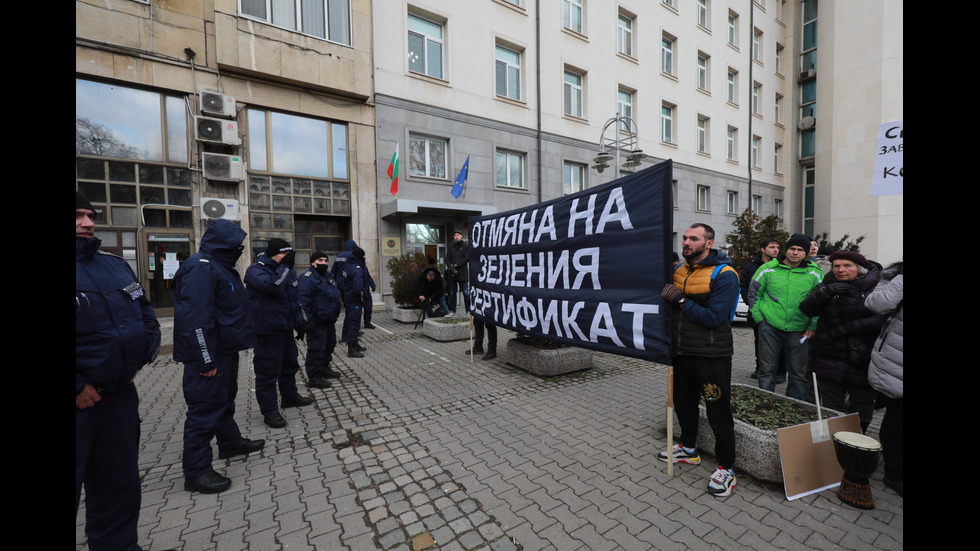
451;155;469;198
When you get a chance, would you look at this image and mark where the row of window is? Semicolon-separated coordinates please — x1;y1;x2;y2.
239;0;352;46
694;117;784;173
408;133;589;195
409;11;785;159
571;0;785;51
76;78;352;231
696;185;785;218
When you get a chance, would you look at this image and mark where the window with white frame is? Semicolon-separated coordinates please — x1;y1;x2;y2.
752;194;761;213
563;69;584;118
697;185;710;211
696;116;709;153
698;0;709;29
751;136;760;167
495;150;525;188
727;69;737;103
774;94;782;124
563;161;586;195
617;13;634;57
408;14;444;79
495;45;522;100
752;29;762;61
728;11;738;46
727;190;739;214
752;82;761;114
662;35;675;75
775;44;784;74
774;197;784;219
240;0;352;45
562;0;584;34
661;103;674;143
617;88;634;130
727;127;737;161
697;54;709;91
774;144;782;173
409;134;448;179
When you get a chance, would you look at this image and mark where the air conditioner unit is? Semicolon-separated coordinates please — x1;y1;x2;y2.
199;89;237;118
200;197;242;221
202;152;246;181
195;116;241;145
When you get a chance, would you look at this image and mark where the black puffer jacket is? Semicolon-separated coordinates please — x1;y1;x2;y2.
799;268;885;385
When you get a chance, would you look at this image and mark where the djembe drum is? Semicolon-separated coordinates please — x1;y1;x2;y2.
832;431;882;509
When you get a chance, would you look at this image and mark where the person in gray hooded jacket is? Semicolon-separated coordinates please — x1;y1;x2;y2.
864;261;903;496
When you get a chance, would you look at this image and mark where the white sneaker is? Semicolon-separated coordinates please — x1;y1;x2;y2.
707;466;736;497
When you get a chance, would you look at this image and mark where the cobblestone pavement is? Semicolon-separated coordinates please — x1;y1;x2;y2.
77;313;902;550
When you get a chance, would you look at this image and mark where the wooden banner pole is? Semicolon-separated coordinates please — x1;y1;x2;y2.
667;365;674;477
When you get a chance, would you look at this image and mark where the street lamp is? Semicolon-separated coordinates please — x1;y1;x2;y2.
592;116;647;179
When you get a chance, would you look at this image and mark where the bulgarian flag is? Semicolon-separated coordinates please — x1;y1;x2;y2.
387;143;400;195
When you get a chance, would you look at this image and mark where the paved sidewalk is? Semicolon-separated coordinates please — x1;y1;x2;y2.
77;313;902;550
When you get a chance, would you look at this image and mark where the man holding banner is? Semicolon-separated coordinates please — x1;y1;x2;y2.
659;223;740;498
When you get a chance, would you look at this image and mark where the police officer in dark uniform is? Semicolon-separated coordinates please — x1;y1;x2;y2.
245;238;312;428
297;251;342;388
76;191;161;550
359;248;378;329
336;246;367;357
173;218;264;494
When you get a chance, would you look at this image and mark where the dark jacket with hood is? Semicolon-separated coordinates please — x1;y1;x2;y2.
245;252;299;335
331;239;358;279
172;219;251;365
77;235;161;394
416;267;447;301
799;267;885;385
297;266;342;325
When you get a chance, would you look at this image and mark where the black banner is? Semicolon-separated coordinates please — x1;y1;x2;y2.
467;161;674;364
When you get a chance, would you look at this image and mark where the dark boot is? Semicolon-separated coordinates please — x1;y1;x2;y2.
348;343;364;358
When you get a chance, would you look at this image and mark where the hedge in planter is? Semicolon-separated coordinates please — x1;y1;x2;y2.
671;384;844;483
387;252;445;322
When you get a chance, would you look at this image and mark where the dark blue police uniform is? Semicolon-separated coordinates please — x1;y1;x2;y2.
245;253;303;417
336;252;366;344
172;219;253;480
76;235;160;551
297;265;341;380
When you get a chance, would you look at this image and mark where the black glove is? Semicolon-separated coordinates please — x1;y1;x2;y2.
295;328;306;342
661;284;686;305
825;282;855;297
282;250;296;268
302;320;316;333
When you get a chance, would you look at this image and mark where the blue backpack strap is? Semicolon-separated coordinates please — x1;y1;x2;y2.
711;264;739;323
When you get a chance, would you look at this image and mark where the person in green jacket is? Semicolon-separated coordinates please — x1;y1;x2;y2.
746;233;823;400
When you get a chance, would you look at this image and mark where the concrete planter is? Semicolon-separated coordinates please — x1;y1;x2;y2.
505;338;593;377
671;384;843;483
392;306;422;323
422;317;470;341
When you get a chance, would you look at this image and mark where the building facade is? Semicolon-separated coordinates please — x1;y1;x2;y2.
76;0;902;313
372;0;798;307
75;0;376;315
795;0;903;265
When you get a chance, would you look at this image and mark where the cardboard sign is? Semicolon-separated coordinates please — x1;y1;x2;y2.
777;413;861;500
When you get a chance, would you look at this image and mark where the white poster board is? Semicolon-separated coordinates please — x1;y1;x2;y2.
870;121;903;196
